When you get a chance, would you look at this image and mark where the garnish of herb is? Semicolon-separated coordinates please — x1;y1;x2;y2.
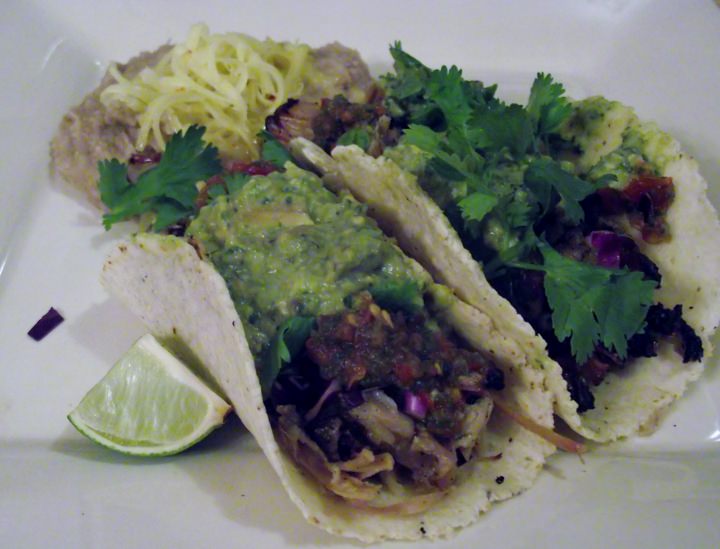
99;125;222;231
382;43;652;363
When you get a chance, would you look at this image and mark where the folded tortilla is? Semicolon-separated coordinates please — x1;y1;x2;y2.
101;228;554;541
290;116;720;443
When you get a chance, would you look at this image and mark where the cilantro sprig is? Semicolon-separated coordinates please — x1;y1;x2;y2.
514;244;657;362
526;73;573;139
382;44;654;364
99;125;222;231
98;126;297;231
524;158;605;224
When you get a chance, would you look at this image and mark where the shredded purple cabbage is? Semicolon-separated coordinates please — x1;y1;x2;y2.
305;378;341;421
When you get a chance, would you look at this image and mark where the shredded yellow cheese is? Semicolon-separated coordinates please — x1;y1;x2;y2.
100;23;314;160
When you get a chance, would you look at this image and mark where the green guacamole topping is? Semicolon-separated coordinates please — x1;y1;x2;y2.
186;164;424;356
560;96;679;186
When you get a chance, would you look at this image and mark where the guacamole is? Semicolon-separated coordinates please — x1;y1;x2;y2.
187;165;424;355
560;96;679;186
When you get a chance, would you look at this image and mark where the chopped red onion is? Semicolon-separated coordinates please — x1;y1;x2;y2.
226;161;278;176
304;378;341;421
129;150;161;165
587;230;623;269
403;391;428;420
28;307;64;341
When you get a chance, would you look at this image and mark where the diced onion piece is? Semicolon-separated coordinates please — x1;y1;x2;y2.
588;230;623;269
403;391;427;420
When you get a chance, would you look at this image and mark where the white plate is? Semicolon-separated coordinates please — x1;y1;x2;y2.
1;1;719;547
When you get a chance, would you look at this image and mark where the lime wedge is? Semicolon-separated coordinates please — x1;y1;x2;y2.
68;334;231;456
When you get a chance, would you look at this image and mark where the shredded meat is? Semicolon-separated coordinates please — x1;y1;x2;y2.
633;304;704;363
348;398;458;489
266;95;394;155
348;393;415;447
276;405;446;514
338;448;394;480
405;430;457;489
270;294;504;502
276;405;381;501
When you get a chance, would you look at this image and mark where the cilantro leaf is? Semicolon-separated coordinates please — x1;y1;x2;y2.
429;151;472;182
262;316;315;397
225;172;250;194
402;124;445;152
402;125;474;182
388;42;427;71
470;104;533;156
98;159;131;209
369;280;424;313
594;270;656;358
538;243;656;363
99;125;221;230
524;158;600;224
485;229;539;279
458;191;498;225
153;200;193;231
426;65;473;130
259;130;292;169
157;126;220;188
526;73;573;137
337;127;371;151
383;42;433;121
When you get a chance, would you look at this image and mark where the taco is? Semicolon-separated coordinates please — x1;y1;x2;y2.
100;162;560;541
284;46;720;443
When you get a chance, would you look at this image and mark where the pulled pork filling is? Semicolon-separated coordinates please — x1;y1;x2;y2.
269;293;503;507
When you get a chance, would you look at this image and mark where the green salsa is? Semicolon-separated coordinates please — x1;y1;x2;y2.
186;164;424;356
560;96;679;186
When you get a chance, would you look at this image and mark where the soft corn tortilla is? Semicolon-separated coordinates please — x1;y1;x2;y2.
290;133;720;443
101;233;554;542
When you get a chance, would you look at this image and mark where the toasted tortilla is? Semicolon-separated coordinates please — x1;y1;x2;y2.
101;233;554;542
290;130;720;442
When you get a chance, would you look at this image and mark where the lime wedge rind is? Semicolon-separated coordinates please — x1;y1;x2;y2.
67;411;228;456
